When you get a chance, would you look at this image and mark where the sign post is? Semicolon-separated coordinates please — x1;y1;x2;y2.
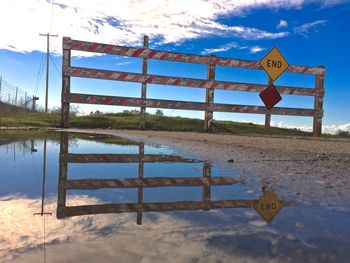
259;47;289;126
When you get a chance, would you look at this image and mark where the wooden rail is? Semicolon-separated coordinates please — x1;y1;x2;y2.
61;37;325;136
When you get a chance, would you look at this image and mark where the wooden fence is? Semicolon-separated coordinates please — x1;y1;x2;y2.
61;36;325;136
57;133;287;224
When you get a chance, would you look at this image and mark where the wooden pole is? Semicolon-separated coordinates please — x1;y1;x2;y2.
40;33;58;113
0;76;2;101
313;70;325;137
204;55;216;132
57;133;69;218
140;36;149;130
202;162;211;211
137;143;144;224
61;37;71;128
15;87;18;106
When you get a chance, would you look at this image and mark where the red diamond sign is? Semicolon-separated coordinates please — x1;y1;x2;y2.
259;84;282;110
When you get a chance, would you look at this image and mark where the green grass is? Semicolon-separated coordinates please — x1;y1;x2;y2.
0;111;318;137
0;129;138;145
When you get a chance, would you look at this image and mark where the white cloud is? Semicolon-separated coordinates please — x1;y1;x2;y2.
271;121;350;134
201;42;238;55
249;45;266;53
115;61;133;66
276;20;288;29
0;0;343;56
0;194;276;262
320;0;350;7
293;20;327;37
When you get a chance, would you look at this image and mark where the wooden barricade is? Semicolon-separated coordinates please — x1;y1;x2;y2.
61;37;325;136
57;133;288;224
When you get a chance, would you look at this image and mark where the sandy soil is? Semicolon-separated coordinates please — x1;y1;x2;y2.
59;129;350;209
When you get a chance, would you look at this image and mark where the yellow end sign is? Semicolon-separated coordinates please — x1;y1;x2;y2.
254;191;284;223
259;47;289;82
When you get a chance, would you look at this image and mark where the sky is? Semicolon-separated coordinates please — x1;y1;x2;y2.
0;0;349;134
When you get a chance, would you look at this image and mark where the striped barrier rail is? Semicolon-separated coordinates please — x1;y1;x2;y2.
57;200;258;218
63;38;325;76
62;153;200;163
61;176;242;189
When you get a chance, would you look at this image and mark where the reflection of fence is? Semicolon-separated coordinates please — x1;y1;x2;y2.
0;139;38;161
61;37;325;136
57;133;286;224
0;76;38;110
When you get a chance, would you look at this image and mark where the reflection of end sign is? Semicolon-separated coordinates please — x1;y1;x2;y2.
259;47;289;82
254;191;284;223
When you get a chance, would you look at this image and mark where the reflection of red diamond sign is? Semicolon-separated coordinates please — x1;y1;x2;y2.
259;84;282;110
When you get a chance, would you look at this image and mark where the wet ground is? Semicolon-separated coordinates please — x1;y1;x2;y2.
1;131;350;263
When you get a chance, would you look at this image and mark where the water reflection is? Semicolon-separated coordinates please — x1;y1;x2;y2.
57;133;286;225
5;132;349;262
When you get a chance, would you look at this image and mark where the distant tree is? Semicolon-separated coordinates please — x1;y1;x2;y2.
50;106;61;113
70;105;81;116
337;130;350;137
155;109;164;116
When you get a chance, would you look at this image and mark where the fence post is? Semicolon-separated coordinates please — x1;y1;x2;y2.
57;132;68;218
0;76;2;101
264;77;273;130
15;87;18;106
24;92;27;108
137;143;144;225
61;37;71;128
32;96;35;111
140;35;149;130
202;162;211;211
313;69;325;137
204;55;216;132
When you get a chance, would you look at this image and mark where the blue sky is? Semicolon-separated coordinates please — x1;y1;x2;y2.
0;0;349;133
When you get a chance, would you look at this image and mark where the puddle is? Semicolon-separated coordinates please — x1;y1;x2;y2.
0;131;349;262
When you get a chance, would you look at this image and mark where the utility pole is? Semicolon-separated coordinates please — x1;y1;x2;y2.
39;33;58;113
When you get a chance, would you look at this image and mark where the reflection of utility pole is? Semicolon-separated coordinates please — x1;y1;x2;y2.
33;139;51;263
34;140;52;216
39;33;58;113
13;142;16;161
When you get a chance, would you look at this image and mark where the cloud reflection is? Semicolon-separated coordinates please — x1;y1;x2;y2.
1;194;283;263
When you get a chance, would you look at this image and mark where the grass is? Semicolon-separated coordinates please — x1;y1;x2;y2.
0;111;317;137
0;128;138;145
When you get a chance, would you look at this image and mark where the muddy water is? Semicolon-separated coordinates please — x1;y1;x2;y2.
0;132;349;263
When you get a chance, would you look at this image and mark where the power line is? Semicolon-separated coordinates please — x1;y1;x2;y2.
50;0;55;33
34;53;46;96
49;54;61;76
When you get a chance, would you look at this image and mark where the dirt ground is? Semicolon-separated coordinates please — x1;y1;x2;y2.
59;129;350;210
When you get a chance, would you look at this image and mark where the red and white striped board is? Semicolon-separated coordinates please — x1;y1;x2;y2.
63;37;326;76
64;66;320;97
63;92;322;117
62;176;242;189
